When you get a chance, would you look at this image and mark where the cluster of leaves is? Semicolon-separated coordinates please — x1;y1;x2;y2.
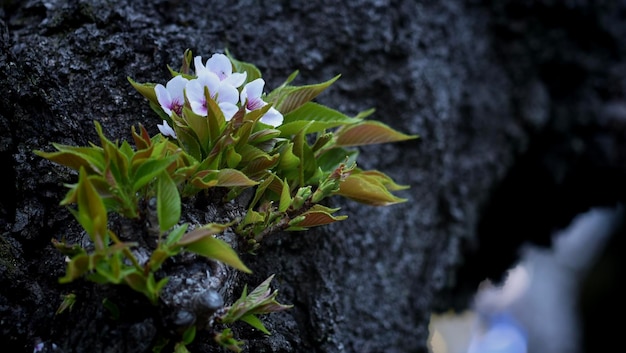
38;122;251;304
213;275;292;352
35;49;417;351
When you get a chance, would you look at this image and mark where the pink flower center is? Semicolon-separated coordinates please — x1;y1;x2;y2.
247;98;264;111
171;100;183;116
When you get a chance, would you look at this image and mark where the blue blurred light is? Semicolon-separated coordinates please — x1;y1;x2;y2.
467;312;527;353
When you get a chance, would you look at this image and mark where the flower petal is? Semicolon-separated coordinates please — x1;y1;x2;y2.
197;71;221;97
187;73;222;116
206;53;232;80
223;72;247;88
244;78;265;99
219;102;239;121
260;107;284;127
186;79;207;116
241;78;268;111
157;120;177;139
166;75;189;103
194;56;207;75
217;83;239;105
155;84;173;116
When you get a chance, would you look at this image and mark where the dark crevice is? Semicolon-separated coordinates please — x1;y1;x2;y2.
578;216;626;352
449;120;626;311
0;151;16;232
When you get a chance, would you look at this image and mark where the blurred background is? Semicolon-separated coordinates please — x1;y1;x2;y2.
429;206;624;353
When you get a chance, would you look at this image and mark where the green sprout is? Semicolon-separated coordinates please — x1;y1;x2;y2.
35;49;418;351
219;274;293;334
55;293;77;315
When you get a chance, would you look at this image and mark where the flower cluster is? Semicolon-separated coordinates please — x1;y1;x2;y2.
154;53;283;139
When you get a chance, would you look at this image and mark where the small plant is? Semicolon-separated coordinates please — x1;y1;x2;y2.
35;49;417;351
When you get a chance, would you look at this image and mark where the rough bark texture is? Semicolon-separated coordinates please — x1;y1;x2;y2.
1;1;625;352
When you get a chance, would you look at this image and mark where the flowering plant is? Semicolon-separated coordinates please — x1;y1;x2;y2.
35;49;417;351
129;50;416;245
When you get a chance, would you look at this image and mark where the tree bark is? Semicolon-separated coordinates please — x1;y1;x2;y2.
1;1;625;352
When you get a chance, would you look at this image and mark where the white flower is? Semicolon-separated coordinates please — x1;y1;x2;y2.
240;78;283;127
194;53;246;88
186;71;239;120
155;75;188;117
157;120;177;139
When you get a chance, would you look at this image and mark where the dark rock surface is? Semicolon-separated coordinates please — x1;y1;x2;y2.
1;1;624;352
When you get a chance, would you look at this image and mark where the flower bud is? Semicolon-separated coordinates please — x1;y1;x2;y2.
290;186;312;210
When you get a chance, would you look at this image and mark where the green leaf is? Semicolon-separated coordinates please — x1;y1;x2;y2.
240;314;270;335
275;70;300;90
132;155;179;191
214;169;259;187
93;256;124;284
165;223;189;246
278;102;362;136
292;123;317;186
222;275;292;323
127;77;158;106
180;48;193;75
68;175;123;211
154;276;170;297
269;75;341;115
148;247;173;272
334;120;419;147
205;90;226;142
59;253;91;283
225;146;242;169
186;236;251;273
248;128;281;145
157;172;181;233
237;143;273;164
182;107;211;150
240;153;280;180
34;144;105;174
190;173;219;189
51;239;86;257
123;272;166;305
176;225;251;273
149;100;171;122
175;127;203;161
238;209;265;228
182;325;196;345
357;170;410;191
174;343;191;353
102;298;120;320
75;167;108;250
214;328;244;353
55;293;77;315
278;178;291;213
288;206;348;228
247;175;275;211
124;272;148;296
277;143;300;181
119;140;135;160
315;147;358;174
334;171;408;206
311;132;334;153
96;121;131;185
192;169;259;189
